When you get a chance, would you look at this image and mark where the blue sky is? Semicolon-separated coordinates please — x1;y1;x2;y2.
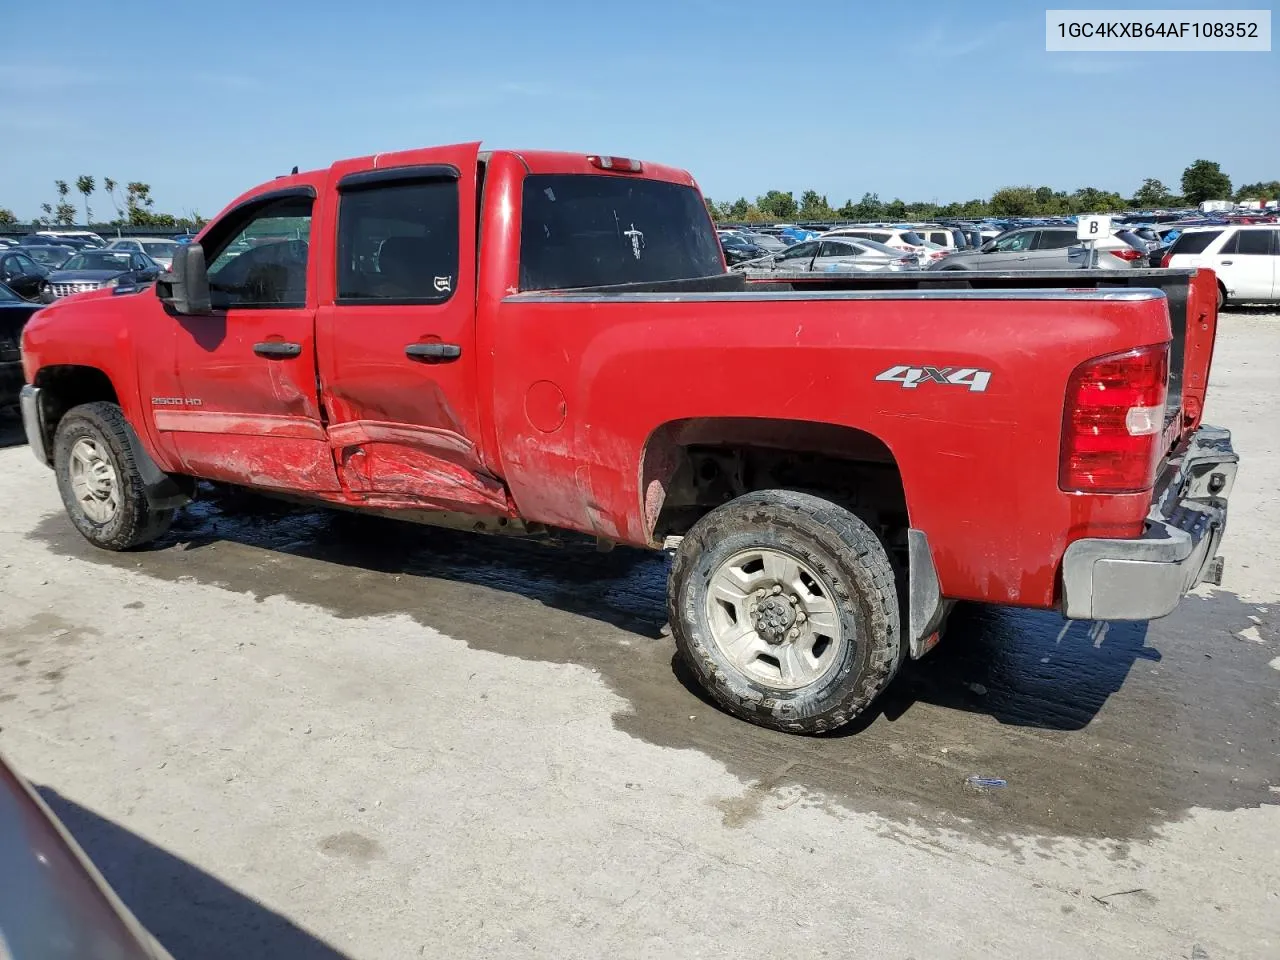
1;0;1275;221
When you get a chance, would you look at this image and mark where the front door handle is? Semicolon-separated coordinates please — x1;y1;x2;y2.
253;341;302;358
405;342;462;361
1220;260;1233;266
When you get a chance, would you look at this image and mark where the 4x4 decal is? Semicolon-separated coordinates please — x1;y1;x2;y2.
875;365;992;393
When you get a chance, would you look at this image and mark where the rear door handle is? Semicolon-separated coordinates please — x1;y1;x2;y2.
253;341;302;358
405;342;462;361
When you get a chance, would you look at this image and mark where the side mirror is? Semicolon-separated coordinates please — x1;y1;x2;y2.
979;240;996;253
156;243;211;315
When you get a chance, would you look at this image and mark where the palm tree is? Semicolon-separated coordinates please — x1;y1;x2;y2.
103;178;123;222
76;175;96;224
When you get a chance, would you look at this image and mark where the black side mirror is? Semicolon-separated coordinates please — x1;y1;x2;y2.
156;243;211;315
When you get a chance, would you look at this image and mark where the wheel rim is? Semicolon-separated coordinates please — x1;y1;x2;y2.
67;436;120;525
705;548;847;691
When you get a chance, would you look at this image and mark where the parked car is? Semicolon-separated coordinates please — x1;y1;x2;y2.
911;225;968;252
0;752;173;959
36;230;105;247
42;250;164;301
1162;225;1279;306
0;250;51;300
19;233;96;251
743;232;788;253
0;282;42;406
106;238;182;270
0;237;18;248
928;226;1133;271
736;236;917;272
822;227;932;257
19;142;1235;736
20;244;77;269
720;234;768;265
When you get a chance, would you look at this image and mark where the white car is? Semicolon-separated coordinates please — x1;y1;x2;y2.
1163;225;1280;307
820;227;943;265
106;237;182;270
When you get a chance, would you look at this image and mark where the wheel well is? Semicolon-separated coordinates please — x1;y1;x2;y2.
31;365;119;455
642;418;908;553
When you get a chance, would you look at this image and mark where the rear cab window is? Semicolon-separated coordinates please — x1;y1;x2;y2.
519;175;724;291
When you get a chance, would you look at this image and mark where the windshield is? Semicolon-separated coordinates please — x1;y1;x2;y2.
519;175;724;290
63;252;132;271
142;242;177;257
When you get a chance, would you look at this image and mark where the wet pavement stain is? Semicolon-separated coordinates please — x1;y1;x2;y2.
27;487;1280;843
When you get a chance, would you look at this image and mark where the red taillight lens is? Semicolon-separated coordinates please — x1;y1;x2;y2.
1060;343;1169;493
1109;248;1144;261
1160;252;1173;267
588;155;643;172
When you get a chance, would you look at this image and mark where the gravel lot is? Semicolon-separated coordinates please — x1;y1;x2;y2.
1;312;1277;960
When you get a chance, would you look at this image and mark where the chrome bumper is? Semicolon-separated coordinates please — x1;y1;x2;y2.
1061;425;1237;621
20;384;51;467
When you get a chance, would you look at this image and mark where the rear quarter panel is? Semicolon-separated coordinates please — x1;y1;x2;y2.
489;289;1172;608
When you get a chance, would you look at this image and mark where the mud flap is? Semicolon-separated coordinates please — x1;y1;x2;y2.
118;419;195;510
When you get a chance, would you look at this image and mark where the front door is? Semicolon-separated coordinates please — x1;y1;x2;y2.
162;186;340;492
314;142;506;515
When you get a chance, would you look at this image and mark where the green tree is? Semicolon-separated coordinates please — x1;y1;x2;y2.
1070;186;1126;213
1181;160;1232;205
727;197;751;220
797;190;833;221
851;192;884;220
102;177;124;222
989;185;1038;217
0;208;16;226
54;202;77;225
755;190;797;220
883;198;906;220
126;181;156;225
1033;186;1055;208
1131;178;1173;208
75;175;95;223
1235;180;1280;201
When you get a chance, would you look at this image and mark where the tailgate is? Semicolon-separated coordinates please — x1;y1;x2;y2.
738;266;1217;447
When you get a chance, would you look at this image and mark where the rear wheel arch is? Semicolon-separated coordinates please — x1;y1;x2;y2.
639;417;910;545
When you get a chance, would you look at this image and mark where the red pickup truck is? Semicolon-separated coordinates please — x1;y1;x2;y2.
19;142;1237;734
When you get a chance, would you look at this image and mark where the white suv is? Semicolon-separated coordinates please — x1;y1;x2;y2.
1163;225;1280;306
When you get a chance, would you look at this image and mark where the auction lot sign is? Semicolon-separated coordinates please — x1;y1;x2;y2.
1047;9;1271;51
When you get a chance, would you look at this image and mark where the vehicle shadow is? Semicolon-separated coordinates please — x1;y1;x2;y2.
0;409;27;448
37;787;349;960
166;486;1158;732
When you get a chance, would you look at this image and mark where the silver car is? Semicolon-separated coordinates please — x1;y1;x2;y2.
736;236;917;273
927;226;1134;271
106;238;182;271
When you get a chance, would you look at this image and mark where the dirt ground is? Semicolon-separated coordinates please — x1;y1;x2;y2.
1;312;1277;960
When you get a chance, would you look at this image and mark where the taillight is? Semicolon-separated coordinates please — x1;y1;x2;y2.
588;155;643;172
1060;343;1169;493
1160;251;1173;267
1109;248;1144;261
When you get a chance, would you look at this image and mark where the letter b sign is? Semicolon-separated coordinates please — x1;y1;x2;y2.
1076;215;1112;241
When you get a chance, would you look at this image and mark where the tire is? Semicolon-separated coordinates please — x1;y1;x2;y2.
669;490;902;734
53;401;174;550
1217;283;1226;311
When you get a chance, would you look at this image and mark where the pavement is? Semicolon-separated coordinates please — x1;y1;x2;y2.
1;312;1277;960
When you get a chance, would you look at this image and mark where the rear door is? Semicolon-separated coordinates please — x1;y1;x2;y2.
1211;229;1278;299
314;142;508;515
813;240;862;271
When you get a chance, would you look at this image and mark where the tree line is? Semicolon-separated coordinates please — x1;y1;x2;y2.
0;176;206;230
706;159;1277;224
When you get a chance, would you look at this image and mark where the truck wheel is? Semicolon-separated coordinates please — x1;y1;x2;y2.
53;402;174;550
669;490;901;734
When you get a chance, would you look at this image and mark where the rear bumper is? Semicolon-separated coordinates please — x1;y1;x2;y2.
1061;425;1237;621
